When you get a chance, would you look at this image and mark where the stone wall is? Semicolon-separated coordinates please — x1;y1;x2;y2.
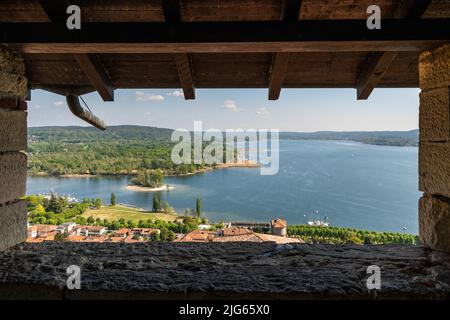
0;243;449;300
0;47;28;251
418;44;450;252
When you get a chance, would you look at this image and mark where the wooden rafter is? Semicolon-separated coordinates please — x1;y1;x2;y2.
37;0;71;23
268;53;291;100
356;0;432;100
174;54;195;100
356;52;398;100
268;0;302;100
74;54;114;101
280;0;303;21
38;0;115;101
162;0;183;22
162;0;196;100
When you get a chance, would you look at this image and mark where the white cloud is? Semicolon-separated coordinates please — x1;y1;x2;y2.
223;100;242;112
54;101;65;107
29;104;41;110
167;90;184;97
256;107;270;119
135;91;165;102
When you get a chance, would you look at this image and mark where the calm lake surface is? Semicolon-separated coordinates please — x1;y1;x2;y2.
27;140;420;234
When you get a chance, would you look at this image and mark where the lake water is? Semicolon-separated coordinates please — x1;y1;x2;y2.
27;140;420;234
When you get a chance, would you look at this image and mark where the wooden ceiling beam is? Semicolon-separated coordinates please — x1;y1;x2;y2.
162;0;183;22
37;0;115;101
280;0;303;21
356;0;432;100
268;53;291;100
162;0;195;99
268;1;302;100
356;52;398;100
174;54;195;100
74;54;114;101
393;0;433;19
3;20;448;53
37;0;71;23
10;40;443;54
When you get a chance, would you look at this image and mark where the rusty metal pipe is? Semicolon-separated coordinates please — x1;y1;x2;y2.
66;95;106;130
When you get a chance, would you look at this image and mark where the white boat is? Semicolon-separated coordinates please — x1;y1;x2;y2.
307;220;330;227
306;210;330;227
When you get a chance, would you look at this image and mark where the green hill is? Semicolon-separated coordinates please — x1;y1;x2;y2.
27;125;196;176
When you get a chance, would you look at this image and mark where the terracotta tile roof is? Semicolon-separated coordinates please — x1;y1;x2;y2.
175;230;216;242
31;224;58;231
106;237;125;243
83;236;109;242
124;235;145;243
271;219;287;228
115;228;130;235
213;233;303;244
131;228;160;235
253;233;303;244
222;227;253;237
213;234;262;243
83;226;107;232
67;235;86;242
26;237;44;243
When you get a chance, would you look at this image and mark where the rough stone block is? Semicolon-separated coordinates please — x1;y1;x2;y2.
419;194;450;253
0;48;27;100
0;98;27;111
0;72;28;100
0;48;25;74
0;109;27;152
419;141;450;198
0;152;27;204
419;44;450;90
0;200;27;251
419;88;450;142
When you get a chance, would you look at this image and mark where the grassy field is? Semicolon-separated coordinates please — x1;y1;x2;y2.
81;205;181;222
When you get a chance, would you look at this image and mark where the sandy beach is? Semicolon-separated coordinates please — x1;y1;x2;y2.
60;174;97;178
126;184;174;192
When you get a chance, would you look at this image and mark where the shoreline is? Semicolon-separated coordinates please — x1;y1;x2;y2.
29;162;261;178
126;184;174;192
166;162;260;177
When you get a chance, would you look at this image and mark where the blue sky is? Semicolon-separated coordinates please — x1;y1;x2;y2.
27;88;420;132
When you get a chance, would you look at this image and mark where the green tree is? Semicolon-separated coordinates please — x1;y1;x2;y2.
110;192;116;206
54;232;68;242
152;193;162;212
46;193;64;213
94;198;102;209
35;203;46;214
87;216;95;225
195;197;202;219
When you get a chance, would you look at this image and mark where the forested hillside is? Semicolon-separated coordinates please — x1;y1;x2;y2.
27;126;203;175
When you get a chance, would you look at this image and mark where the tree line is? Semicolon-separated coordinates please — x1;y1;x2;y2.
287;225;419;245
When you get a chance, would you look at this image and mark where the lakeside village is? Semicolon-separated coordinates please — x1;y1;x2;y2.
26;192;419;245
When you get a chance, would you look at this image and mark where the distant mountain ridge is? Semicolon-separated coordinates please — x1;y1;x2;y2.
28;126;419;147
280;129;419;146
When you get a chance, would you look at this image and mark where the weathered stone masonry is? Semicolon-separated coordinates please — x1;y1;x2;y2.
0;47;28;251
419;44;450;253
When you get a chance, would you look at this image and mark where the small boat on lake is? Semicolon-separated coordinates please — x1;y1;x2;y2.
307;220;330;227
307;210;330;227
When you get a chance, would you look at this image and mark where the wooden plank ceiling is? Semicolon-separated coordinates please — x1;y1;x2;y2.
1;0;449;101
